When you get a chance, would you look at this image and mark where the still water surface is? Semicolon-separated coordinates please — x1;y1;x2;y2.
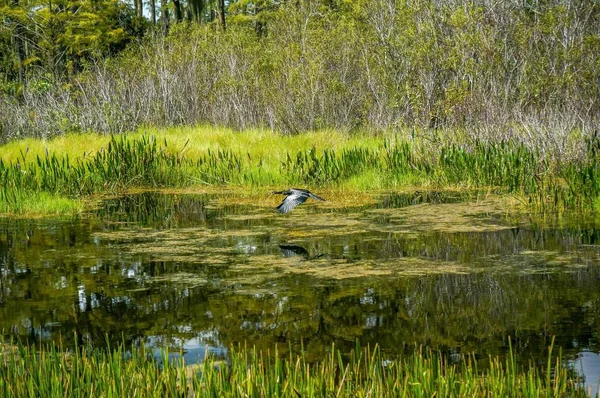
1;190;599;391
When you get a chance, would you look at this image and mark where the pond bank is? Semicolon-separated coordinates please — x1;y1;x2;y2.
1;127;599;215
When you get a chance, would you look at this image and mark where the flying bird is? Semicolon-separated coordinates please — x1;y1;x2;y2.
272;188;326;214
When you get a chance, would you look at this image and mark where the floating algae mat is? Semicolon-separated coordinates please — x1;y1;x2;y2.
1;189;600;391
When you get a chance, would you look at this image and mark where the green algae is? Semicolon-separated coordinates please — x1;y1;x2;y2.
2;189;600;387
366;196;522;233
81;192;539;281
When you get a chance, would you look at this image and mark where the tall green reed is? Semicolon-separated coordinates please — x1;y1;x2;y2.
2;133;599;214
0;338;586;397
1;134;194;212
198;339;587;397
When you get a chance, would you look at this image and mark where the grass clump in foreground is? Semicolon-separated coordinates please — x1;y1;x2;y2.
0;339;587;397
1;128;599;215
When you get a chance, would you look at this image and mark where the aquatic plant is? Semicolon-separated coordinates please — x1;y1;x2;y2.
0;338;587;397
0;134;193;213
1;131;599;215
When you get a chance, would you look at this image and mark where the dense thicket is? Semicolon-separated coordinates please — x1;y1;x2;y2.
0;0;147;85
1;0;599;153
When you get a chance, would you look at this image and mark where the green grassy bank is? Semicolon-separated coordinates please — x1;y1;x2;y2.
0;340;587;397
1;127;599;215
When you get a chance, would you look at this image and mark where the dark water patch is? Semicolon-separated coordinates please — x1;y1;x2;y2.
1;191;600;390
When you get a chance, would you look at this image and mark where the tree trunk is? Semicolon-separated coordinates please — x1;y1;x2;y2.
136;0;143;18
160;0;169;33
173;0;183;22
48;0;66;80
150;0;156;24
11;0;25;84
218;0;225;30
188;0;203;23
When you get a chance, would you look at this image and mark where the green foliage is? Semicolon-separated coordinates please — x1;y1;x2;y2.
0;0;146;88
0;134;191;213
0;339;587;397
284;147;380;184
2;0;599;142
438;142;539;190
1;131;599;215
551;131;600;209
0;190;80;214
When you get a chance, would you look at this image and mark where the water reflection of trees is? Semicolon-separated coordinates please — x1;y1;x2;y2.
1;196;599;366
2;256;599;364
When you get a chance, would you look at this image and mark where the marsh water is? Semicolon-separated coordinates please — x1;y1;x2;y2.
1;190;600;391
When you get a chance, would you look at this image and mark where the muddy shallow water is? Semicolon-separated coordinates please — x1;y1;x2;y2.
1;190;600;389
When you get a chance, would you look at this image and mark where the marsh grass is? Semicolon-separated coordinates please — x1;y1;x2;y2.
0;192;82;215
0;339;587;397
1;129;599;215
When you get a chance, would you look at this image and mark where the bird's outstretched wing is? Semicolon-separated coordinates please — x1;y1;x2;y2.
307;192;326;201
276;193;308;213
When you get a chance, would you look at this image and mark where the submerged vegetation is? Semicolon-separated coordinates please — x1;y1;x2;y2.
1;128;599;215
0;339;588;397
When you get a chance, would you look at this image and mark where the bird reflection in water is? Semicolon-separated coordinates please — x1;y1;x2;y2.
279;244;310;258
278;244;325;260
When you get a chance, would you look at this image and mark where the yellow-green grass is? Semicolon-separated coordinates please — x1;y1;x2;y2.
0;126;381;167
0;133;112;165
0;127;416;216
0;127;386;192
0;339;587;397
1;126;598;216
0;192;83;217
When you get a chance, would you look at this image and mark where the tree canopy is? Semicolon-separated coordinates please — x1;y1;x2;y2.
0;0;148;90
1;0;599;142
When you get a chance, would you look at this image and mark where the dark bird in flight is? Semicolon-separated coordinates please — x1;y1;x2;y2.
272;188;326;214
